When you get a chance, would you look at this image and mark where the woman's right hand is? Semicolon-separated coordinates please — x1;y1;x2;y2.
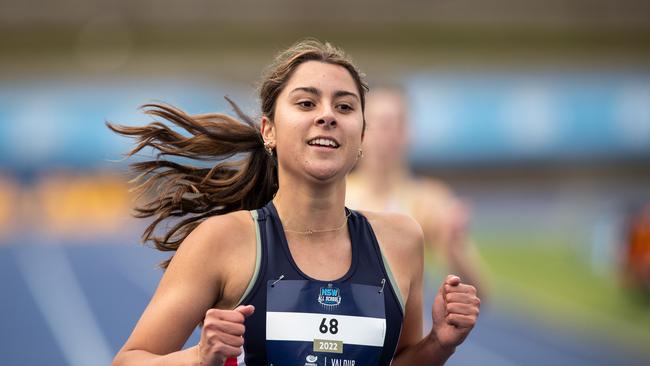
198;305;255;366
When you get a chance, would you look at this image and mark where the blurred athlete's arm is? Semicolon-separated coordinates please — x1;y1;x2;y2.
413;179;489;299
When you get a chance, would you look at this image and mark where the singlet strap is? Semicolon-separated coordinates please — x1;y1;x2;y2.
235;210;263;306
378;245;406;313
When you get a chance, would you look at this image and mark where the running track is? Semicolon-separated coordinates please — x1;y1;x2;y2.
1;243;648;366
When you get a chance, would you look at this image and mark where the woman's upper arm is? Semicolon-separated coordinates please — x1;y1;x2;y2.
118;212;255;355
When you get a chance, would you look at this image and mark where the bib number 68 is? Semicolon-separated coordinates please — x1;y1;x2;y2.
319;317;339;334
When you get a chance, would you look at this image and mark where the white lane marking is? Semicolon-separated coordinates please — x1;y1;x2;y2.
14;245;113;366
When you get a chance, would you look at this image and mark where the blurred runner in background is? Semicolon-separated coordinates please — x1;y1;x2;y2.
346;85;490;307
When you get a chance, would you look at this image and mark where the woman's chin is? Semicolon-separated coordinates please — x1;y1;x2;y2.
304;163;345;183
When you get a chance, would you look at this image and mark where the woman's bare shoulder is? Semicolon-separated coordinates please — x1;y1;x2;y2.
167;210;257;303
191;210;256;250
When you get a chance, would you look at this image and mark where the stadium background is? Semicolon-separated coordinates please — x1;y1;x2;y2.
1;1;649;365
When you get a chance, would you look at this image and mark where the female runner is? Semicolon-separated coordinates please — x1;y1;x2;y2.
110;39;480;366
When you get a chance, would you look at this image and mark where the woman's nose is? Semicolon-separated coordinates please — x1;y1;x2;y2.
316;117;337;127
315;107;337;127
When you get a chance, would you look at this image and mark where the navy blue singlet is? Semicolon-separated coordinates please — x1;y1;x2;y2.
232;201;404;366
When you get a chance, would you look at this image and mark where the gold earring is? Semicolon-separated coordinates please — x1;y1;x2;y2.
264;141;275;156
357;148;364;159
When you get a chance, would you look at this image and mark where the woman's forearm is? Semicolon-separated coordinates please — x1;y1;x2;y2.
391;335;456;366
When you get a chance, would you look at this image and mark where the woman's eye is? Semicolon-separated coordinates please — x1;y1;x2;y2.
297;101;315;108
337;104;354;112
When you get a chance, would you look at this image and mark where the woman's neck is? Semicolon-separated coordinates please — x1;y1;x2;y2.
273;178;348;235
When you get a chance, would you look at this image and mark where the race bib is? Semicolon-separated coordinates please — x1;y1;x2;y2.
266;280;386;366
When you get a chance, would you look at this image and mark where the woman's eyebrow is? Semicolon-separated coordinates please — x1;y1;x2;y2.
290;87;359;101
334;90;359;101
290;86;320;96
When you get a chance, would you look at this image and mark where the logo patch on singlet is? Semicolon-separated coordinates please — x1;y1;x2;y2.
304;354;318;365
318;284;342;307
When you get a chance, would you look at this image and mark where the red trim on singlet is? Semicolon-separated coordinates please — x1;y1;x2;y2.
224;357;238;366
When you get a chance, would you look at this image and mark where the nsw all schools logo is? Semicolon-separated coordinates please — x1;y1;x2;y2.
318;284;342;307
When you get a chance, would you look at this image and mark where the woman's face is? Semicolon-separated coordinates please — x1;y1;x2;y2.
263;61;364;183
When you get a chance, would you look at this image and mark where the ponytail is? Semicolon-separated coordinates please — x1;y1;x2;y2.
107;98;277;269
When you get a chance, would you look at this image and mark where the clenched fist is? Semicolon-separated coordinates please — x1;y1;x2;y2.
430;275;480;350
198;305;255;366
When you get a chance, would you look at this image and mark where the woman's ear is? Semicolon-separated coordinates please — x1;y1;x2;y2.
261;115;276;145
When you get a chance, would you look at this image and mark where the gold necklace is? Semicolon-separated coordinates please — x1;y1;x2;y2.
283;210;352;236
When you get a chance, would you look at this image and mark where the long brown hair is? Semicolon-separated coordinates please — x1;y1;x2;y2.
108;39;368;269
